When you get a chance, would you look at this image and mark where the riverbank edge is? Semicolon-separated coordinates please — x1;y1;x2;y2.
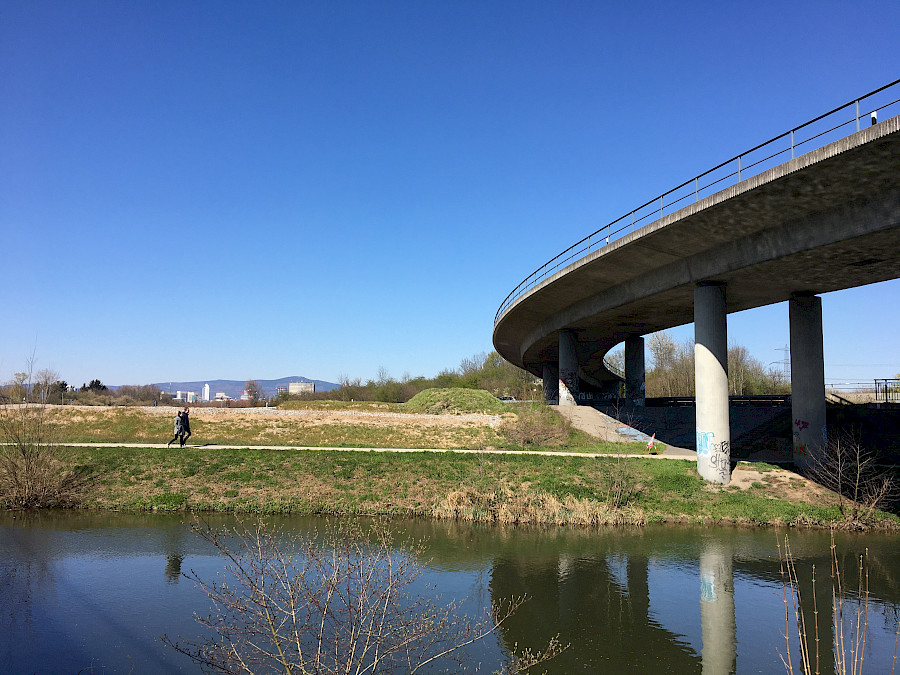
10;444;897;532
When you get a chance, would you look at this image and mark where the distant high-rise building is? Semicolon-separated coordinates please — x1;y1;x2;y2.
203;384;210;402
288;381;315;395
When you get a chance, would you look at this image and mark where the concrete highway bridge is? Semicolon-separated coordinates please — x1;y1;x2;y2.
493;81;900;483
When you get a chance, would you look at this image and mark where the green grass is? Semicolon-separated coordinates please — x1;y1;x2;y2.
29;404;900;530
44;397;657;456
405;388;509;414
49;444;900;529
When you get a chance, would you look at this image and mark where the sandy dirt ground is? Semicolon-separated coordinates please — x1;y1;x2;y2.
88;404;510;430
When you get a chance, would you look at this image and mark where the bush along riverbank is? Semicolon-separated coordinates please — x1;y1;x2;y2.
53;445;900;529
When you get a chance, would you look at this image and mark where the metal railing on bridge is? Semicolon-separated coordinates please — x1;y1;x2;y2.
876;379;900;403
495;79;900;325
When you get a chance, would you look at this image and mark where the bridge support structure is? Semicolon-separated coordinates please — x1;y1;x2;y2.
542;363;559;404
789;293;826;472
694;283;732;484
558;330;579;406
625;335;645;405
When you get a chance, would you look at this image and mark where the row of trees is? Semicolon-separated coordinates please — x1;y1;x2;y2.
4;332;793;408
271;351;539;405
1;369;167;406
641;331;791;397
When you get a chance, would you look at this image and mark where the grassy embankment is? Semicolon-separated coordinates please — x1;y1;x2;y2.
42;389;647;454
16;389;900;529
67;443;894;529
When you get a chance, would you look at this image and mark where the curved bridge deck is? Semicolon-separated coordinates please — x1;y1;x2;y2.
494;116;900;383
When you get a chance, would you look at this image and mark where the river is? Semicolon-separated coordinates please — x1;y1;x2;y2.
1;511;898;673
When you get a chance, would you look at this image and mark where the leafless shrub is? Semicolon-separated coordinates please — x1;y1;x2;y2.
504;405;569;450
164;519;565;674
777;533;898;675
809;428;899;522
600;455;638;510
0;362;94;507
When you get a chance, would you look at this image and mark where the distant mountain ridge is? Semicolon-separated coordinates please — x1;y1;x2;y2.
150;376;339;399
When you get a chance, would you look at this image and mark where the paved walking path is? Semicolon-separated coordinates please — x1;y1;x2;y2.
60;440;696;460
555;405;697;459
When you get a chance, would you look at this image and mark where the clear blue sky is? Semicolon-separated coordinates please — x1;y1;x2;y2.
2;1;898;388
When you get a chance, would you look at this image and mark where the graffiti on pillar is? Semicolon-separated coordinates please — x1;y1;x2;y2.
697;430;714;456
793;418;811;457
700;573;717;603
710;442;730;482
575;392;618;402
558;370;579;404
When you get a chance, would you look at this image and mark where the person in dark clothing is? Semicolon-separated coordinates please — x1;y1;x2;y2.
180;407;191;447
167;411;183;447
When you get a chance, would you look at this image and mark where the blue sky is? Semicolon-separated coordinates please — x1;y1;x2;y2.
2;1;898;388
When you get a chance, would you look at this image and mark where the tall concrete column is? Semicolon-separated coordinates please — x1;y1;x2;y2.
789;293;826;472
542;363;559;405
558;330;579;407
624;335;645;405
700;540;736;675
694;283;731;484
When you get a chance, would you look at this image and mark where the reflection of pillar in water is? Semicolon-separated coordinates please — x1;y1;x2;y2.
700;541;736;674
165;553;184;583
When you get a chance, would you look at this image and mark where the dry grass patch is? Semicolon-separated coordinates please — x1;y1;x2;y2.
727;463;840;507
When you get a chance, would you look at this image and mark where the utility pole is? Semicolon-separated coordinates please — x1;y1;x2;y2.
776;345;790;380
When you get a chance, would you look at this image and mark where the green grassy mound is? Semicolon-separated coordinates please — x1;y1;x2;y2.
405;388;509;415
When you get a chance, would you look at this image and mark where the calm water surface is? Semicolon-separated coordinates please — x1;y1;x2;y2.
1;511;898;674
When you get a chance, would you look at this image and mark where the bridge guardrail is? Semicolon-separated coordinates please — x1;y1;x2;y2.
875;379;900;403
495;79;900;325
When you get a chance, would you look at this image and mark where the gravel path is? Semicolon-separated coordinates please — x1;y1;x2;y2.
59;441;695;459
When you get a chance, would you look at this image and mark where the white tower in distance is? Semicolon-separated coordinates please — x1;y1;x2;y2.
203;383;210;402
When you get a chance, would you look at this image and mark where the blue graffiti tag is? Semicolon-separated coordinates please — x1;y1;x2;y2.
700;573;717;603
697;431;714;456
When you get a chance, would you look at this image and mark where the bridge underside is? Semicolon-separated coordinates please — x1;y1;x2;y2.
494;117;900;479
496;119;900;382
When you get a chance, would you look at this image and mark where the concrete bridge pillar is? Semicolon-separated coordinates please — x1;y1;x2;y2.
542;363;559;405
558;330;579;406
789;293;826;472
694;283;731;484
625;335;645;405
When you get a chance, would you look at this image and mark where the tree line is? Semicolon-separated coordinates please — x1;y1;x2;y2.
271;351;539;405
640;330;791;397
3;332;793;407
0;367;168;406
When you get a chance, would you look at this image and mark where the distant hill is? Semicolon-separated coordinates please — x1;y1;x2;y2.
150;376;340;399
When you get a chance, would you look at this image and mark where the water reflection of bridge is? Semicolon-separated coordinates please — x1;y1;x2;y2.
488;531;900;674
4;513;899;673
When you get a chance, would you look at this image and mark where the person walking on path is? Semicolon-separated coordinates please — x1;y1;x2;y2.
180;407;192;447
166;410;183;447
